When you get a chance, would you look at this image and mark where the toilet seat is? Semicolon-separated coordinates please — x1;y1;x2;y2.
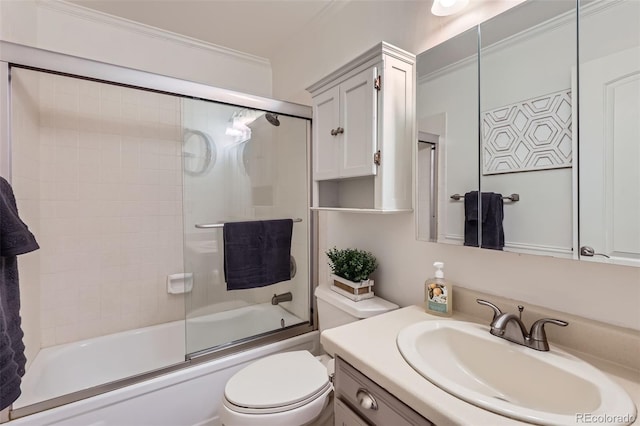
223;351;331;414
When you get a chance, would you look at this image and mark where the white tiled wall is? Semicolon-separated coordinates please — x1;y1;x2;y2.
13;69;186;347
11;69;42;368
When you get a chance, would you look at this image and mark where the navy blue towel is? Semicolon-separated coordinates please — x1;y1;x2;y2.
223;219;293;290
464;191;481;247
0;176;39;410
0;277;21;411
464;191;504;250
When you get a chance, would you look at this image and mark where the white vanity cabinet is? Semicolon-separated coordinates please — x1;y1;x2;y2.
307;42;415;212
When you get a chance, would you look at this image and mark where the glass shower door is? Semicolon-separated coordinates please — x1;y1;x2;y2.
8;67;188;409
181;98;311;356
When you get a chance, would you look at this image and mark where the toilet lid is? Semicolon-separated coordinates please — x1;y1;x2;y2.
224;351;330;410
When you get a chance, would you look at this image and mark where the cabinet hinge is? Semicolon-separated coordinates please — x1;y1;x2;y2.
373;150;381;166
374;75;382;91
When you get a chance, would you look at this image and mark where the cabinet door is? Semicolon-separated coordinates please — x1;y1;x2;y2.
340;66;378;179
313;86;341;180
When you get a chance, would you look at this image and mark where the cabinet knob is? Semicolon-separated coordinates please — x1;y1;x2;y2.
336;127;344;134
580;245;611;258
356;388;378;411
330;128;338;136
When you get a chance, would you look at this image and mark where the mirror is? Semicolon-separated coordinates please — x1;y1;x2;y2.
416;28;478;244
578;0;639;267
416;0;640;267
479;1;576;257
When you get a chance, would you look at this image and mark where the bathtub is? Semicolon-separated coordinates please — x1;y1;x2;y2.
186;302;305;354
11;303;315;426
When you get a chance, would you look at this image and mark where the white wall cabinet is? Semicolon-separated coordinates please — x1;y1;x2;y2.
314;67;378;181
307;42;415;212
313;85;341;180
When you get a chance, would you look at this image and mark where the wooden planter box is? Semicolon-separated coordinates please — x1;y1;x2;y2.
330;274;374;301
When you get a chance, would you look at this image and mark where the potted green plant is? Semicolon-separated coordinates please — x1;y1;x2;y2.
326;247;378;301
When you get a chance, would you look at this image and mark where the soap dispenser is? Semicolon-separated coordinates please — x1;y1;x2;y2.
425;261;452;316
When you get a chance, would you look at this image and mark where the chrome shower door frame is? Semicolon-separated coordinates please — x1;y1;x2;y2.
0;40;317;420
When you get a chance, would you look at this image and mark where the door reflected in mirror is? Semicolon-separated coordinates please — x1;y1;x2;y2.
416;27;479;245
417;132;438;242
578;0;640;267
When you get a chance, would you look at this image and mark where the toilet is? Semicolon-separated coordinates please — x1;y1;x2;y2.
220;285;399;426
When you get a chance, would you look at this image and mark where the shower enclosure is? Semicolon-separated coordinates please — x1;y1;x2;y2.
1;42;314;419
182;99;310;355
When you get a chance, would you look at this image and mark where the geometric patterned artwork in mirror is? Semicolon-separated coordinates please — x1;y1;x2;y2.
482;89;572;175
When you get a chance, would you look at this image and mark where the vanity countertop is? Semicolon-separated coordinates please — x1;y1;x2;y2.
321;305;640;425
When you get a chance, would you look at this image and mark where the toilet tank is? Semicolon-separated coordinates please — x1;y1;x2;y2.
314;285;399;333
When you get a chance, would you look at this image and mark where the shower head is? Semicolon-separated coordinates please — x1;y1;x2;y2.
265;113;280;127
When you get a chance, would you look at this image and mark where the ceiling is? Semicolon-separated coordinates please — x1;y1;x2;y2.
68;0;338;60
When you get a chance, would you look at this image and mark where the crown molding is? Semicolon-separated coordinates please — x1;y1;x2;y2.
306;41;415;94
37;0;271;68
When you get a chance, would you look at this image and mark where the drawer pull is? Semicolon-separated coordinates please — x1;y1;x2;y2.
356;388;378;411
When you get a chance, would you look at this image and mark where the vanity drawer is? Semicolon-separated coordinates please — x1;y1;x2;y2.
334;357;433;426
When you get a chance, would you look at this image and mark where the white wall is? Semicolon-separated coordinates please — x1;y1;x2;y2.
0;0;272;97
270;0;640;330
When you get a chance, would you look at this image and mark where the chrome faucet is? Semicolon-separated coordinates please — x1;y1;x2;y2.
476;299;568;351
271;292;293;305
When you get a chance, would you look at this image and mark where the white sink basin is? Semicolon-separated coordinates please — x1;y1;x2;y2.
397;320;637;425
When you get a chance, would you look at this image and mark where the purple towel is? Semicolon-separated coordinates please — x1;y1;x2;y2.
223;219;292;290
0;176;39;410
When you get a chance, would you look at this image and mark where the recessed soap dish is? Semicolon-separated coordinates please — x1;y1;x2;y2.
167;273;194;294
